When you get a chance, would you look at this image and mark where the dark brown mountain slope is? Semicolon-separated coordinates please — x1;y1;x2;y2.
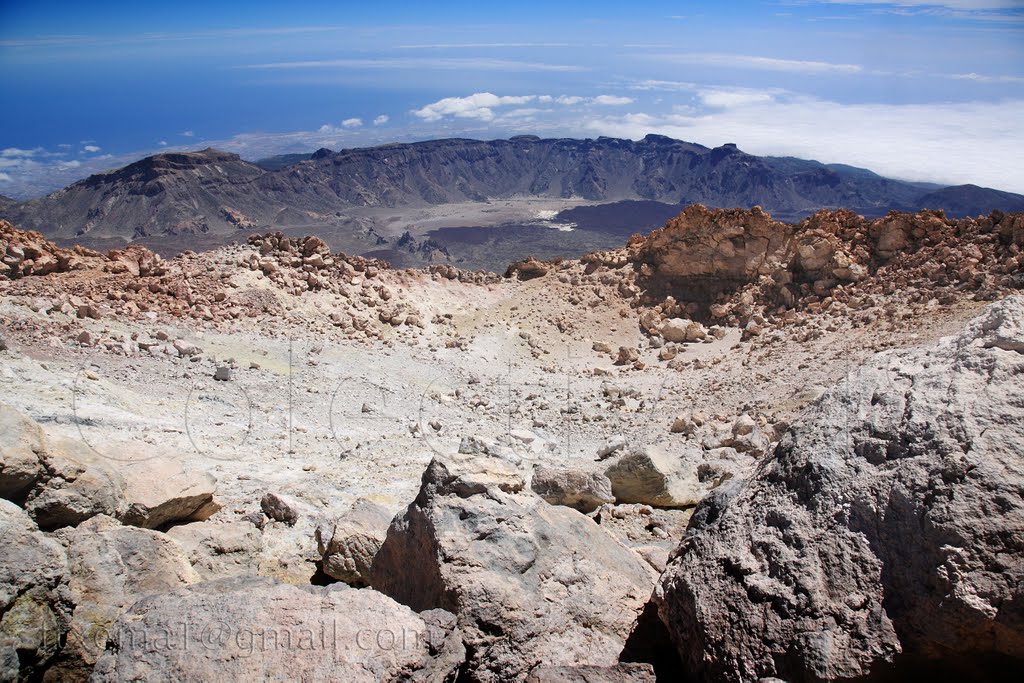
5;136;1024;251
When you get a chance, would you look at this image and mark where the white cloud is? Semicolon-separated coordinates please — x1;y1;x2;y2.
396;42;578;49
413;93;537;122
502;108;546;118
649;52;863;74
949;72;1024;83
592;95;634;105
0;25;345;50
341;118;363;128
583;97;1024;193
815;1;1024;22
157;140;168;146
1;147;43;158
181;130;195;137
82;145;101;153
816;1;1023;9
0;172;11;182
411;93;639;122
373;114;389;125
630;79;700;92
58;160;82;169
698;87;778;109
0;156;39;171
241;58;584;72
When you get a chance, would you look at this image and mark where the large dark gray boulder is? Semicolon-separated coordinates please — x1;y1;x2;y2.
655;296;1024;681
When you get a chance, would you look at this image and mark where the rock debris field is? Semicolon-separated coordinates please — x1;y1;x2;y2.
1;205;1023;681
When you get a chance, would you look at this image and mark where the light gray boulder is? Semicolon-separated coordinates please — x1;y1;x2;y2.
24;437;126;530
604;446;744;511
118;457;218;529
0;403;47;502
90;577;463;682
0;500;68;678
43;515;198;680
660;318;706;343
0;500;66;613
165;519;263;580
604;447;703;508
596;434;627;460
3;404;217;531
371;455;654;681
531;466;614;513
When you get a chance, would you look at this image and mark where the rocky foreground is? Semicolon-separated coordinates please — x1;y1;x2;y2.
1;206;1023;681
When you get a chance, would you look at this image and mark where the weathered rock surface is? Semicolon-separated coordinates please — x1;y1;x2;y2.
26;447;216;532
0;500;68;677
715;413;771;457
524;663;657;682
1;584;68;682
165;519;263;580
2;404;218;531
315;498;392;586
0;500;66;612
659;318;706;343
506;257;549;280
604;446;705;508
90;577;462;682
607;204;1024;346
260;490;307;526
655;297;1024;681
24;437;126;530
371;456;654;682
253;490;325;585
530;466;614;513
636;205;793;286
44;515;199;680
590;503;693;573
0;403;47;502
118;457;218;529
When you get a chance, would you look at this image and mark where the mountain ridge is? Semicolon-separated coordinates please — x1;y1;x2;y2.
4;136;1024;249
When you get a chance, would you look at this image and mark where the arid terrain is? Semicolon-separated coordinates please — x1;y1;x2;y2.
1;205;1022;681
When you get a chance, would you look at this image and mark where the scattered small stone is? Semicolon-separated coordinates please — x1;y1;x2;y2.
597;435;627;459
259;491;302;526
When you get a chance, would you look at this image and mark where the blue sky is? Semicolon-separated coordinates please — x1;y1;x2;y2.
1;0;1022;197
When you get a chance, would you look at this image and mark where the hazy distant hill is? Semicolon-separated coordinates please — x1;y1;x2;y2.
5;135;1024;245
916;184;1024;216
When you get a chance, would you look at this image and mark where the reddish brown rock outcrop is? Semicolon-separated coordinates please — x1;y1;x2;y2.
0;220;97;279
